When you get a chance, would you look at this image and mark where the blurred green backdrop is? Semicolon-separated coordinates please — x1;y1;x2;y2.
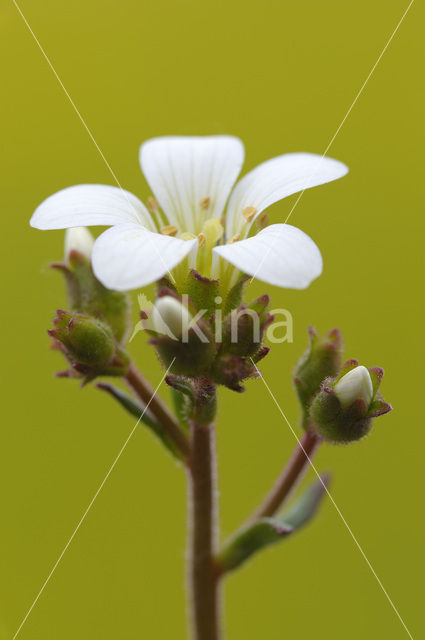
2;0;424;638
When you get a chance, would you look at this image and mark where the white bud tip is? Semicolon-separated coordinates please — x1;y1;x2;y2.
153;296;192;340
334;365;373;409
64;227;94;261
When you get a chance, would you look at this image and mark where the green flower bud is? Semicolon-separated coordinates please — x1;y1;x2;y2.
309;360;392;444
52;231;131;343
293;327;343;424
49;310;115;366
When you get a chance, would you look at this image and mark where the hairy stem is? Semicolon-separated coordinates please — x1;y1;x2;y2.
125;362;189;462
187;420;221;640
248;428;320;521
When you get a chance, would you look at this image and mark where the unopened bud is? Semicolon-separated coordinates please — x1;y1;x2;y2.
294;327;343;424
153;296;192;340
334;365;373;409
49;310;115;366
309;361;392;444
64;227;94;261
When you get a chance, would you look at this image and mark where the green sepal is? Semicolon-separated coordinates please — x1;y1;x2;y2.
169;388;190;432
156;276;178;295
335;359;359;382
368;393;392;418
96;383;183;460
185;269;219;317
217;475;329;574
368;367;384;396
223;275;249;314
166;375;195;431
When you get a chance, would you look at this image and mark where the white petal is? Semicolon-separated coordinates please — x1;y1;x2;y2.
225;153;348;237
334;366;373;408
92;223;197;291
30;184;155;230
213;223;323;289
140;136;244;234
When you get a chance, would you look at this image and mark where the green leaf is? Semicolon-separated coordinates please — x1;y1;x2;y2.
169;387;190;432
96;383;182;459
217;474;330;574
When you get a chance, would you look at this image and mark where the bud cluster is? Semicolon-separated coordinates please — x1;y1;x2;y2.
293;327;392;444
48;228;131;383
143;270;273;392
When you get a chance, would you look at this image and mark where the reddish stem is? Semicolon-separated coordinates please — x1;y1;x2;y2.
249;428;320;521
124;362;189;462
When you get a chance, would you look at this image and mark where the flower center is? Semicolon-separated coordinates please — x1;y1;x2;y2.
196;218;224;276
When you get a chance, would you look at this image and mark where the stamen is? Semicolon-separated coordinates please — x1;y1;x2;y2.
255;212;269;229
197;233;206;247
147;196;160;213
161;225;178;237
199;196;211;210
242;206;257;222
180;232;196;241
229;233;240;243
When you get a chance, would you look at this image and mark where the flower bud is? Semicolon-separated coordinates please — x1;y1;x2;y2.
309;360;392;444
149;291;216;378
293;327;343;424
152;295;192;340
48;310;130;383
52;232;131;343
64;227;94;261
221;295;273;357
334;365;373;408
49;310;115;366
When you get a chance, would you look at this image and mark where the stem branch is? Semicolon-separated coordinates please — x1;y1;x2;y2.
248;428;320;521
125;362;189;462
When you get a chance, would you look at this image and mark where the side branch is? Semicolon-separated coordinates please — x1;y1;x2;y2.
248;428;320;521
125;362;190;462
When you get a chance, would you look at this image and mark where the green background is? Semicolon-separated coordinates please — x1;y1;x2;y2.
2;0;424;638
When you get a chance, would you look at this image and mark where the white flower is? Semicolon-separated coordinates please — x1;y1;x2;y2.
334;365;373;408
30;136;348;292
64;226;94;261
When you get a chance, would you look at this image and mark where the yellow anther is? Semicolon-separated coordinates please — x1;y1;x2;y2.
180;232;196;241
229;233;240;244
161;225;178;237
242;206;257;222
255;212;269;230
147;196;160;213
203;218;224;245
197;233;206;247
199;196;211;210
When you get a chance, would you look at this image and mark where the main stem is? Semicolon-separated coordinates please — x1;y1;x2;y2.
249;428;320;521
187;419;221;640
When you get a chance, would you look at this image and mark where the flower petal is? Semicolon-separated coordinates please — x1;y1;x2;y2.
30;184;155;230
225;153;348;237
213;223;323;289
140;136;244;234
92;223;197;291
